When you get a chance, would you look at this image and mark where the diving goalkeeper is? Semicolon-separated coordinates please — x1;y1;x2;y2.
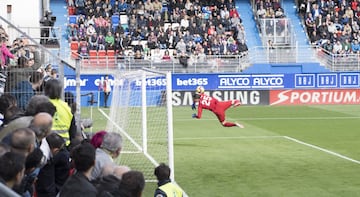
191;89;244;128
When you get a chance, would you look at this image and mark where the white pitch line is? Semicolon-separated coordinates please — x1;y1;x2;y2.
283;136;360;165
174;136;283;141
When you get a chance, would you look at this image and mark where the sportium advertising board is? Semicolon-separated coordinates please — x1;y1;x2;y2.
64;73;360;106
269;89;360;105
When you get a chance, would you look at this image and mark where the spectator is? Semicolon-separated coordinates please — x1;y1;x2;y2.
162;49;172;61
59;142;97;197
5;47;42;110
30;112;54;145
117;170;145;197
78;39;89;57
154;163;183;197
88;33;98;50
351;39;360;53
237;39;248;57
90;130;107;149
101;164;130;179
0;151;26;190
105;31;115;51
0;36;15;69
333;40;343;54
100;75;111;108
8;127;36;157
91;132;123;180
66;24;78;42
0;93;17;126
36;133;69;197
44;79;77;146
97;33;106;51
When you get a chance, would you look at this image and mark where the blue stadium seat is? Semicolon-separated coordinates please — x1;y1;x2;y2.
68;15;77;25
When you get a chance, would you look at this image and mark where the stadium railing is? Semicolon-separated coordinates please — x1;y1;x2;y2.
73;53;251;74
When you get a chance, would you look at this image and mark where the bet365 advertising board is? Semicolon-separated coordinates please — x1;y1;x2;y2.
64;73;360;106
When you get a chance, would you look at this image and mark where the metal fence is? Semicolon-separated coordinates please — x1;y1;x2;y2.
75;53;251;74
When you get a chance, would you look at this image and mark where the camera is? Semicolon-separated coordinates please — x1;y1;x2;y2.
40;11;57;27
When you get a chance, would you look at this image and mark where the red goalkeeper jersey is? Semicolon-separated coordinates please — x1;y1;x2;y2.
196;94;218;118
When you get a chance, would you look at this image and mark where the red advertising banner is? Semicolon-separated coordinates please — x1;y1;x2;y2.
270;89;360;105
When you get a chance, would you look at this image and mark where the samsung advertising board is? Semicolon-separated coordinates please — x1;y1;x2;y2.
63;73;360;92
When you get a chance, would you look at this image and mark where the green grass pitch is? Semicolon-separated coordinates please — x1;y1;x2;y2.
82;104;360;197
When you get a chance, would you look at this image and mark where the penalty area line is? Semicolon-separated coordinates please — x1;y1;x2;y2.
283;136;360;165
174;135;284;141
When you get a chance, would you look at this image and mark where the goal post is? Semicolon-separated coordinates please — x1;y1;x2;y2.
106;69;175;182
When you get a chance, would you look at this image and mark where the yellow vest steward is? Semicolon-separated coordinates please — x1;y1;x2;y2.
50;99;73;145
159;183;183;197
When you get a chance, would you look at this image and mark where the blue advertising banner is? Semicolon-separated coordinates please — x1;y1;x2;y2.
64;73;360;92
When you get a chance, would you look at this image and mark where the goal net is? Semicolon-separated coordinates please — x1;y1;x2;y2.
106;69;174;182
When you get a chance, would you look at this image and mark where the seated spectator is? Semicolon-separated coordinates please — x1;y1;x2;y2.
147;31;158;49
66;24;78;42
162;49;172;61
238;40;249;57
59;142;97;197
134;50;143;59
151;48;162;62
333;40;343;54
78;39;89;57
97;33;106;51
351;39;360;53
322;39;334;54
105;31;115;51
91;132;123;180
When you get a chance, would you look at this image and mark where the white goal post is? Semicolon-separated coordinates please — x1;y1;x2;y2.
106;69;174;182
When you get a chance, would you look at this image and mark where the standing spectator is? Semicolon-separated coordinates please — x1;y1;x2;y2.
154;163;183;197
90;130;107;149
100;75;111;108
9;128;36;157
0;36;15;69
44;79;77;146
59;142;97;197
0;151;26;191
75;0;86;15
5;47;41;109
91;132;123;180
36;133;69;197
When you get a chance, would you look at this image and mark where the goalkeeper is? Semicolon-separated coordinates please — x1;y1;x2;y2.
191;90;244;128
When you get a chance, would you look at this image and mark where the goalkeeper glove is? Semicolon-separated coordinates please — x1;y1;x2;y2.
192;114;197;118
191;103;196;110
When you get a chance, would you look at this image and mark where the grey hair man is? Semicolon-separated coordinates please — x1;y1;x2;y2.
90;132;123;180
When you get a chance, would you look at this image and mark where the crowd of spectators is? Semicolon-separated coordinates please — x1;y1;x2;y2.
0;90;149;196
300;0;360;55
67;0;249;61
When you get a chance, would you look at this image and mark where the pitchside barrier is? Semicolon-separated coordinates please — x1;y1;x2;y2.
63;72;360;107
